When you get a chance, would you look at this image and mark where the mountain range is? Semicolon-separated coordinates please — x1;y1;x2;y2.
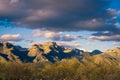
0;42;120;64
0;42;83;63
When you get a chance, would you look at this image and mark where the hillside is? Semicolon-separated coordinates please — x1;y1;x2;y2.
83;47;120;65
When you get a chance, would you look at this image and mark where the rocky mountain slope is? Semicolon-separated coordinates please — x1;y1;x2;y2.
0;42;84;63
0;42;32;62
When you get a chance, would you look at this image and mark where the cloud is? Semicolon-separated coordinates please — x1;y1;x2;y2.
10;0;19;4
28;41;47;46
89;34;120;41
90;25;120;41
57;42;81;48
1;0;120;42
32;29;62;41
0;0;26;20
62;34;78;41
32;29;79;41
75;19;117;31
0;34;22;42
107;8;120;15
113;42;120;46
92;31;117;36
1;0;117;32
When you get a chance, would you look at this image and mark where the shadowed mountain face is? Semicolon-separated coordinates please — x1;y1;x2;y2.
90;50;102;56
0;42;84;63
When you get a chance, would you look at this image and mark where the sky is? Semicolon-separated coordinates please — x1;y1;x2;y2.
0;0;120;51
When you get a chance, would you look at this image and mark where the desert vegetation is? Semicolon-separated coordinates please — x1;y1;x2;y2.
0;57;120;80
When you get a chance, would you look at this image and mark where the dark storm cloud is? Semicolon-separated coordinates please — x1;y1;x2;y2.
0;0;118;32
89;9;120;42
0;0;27;21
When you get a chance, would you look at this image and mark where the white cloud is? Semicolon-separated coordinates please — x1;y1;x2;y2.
32;29;79;41
0;34;22;42
32;29;62;40
57;42;81;48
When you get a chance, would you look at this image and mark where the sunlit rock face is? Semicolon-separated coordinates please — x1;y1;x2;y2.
28;42;84;63
28;44;48;63
0;42;21;62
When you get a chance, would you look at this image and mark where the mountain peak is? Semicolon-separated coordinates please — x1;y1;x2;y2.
0;42;13;49
90;49;102;56
43;42;57;46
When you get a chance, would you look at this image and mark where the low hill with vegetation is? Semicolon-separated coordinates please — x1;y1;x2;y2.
0;58;120;80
